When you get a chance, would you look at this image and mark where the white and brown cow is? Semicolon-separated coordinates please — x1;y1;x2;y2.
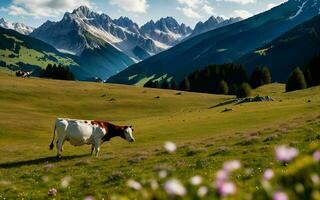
49;118;135;158
16;70;31;78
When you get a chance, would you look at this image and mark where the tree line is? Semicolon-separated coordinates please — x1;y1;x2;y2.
286;55;320;92
40;64;74;80
144;63;271;98
144;54;320;97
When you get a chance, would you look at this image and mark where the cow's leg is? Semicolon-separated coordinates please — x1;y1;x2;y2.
91;144;94;156
54;120;68;159
57;139;64;158
94;142;100;158
56;140;60;158
56;136;65;159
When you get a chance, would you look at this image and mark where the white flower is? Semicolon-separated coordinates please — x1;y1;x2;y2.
311;174;320;185
223;160;241;172
218;182;236;197
263;169;274;181
275;145;299;163
197;186;208;197
164;141;177;153
126;179;142;190
61;176;72;188
164;179;187;197
48;188;57;197
273;191;288;200
83;196;95;200
190;175;202;185
158;170;168;179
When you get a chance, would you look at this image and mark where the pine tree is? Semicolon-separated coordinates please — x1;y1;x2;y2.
41;64;74;80
171;80;178;90
286;67;307;92
161;80;170;89
180;77;190;91
304;55;320;87
250;67;271;89
218;80;229;95
261;67;272;85
236;83;252;98
144;79;158;88
229;83;239;95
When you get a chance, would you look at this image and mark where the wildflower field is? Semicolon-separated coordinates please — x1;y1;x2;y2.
0;72;320;199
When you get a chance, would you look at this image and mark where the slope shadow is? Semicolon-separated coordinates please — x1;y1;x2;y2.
0;154;89;169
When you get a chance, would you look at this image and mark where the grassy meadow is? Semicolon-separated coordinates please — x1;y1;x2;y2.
0;72;320;199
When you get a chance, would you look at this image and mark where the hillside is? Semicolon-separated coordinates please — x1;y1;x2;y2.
0;27;78;75
108;0;320;85
0;72;320;198
238;14;320;82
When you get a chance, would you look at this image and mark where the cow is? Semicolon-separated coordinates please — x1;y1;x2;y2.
49;118;135;158
16;70;31;78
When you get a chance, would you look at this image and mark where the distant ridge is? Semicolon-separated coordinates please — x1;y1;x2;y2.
108;0;320;85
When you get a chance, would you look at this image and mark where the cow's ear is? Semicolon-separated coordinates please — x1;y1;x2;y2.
124;126;128;129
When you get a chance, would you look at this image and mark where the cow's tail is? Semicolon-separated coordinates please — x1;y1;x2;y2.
49;124;56;150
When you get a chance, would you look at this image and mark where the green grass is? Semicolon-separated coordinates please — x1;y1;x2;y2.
254;46;273;56
0;33;77;70
0;72;319;199
0;46;77;69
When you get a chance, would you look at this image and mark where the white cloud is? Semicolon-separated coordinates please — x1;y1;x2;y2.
217;0;256;5
110;0;148;13
267;3;277;10
267;1;286;10
177;7;202;19
176;0;201;8
6;0;93;18
232;10;253;19
176;0;215;19
202;4;215;15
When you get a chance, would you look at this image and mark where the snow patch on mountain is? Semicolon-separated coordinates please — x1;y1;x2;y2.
0;18;34;35
289;0;310;19
31;6;183;61
140;17;193;46
57;49;77;55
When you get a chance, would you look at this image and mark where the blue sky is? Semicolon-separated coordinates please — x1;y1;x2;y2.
0;0;286;28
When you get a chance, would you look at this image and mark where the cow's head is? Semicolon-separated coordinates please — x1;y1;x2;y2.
121;126;135;142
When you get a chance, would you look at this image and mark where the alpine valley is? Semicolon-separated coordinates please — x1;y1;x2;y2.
1;0;320;83
108;0;320;85
0;6;242;81
2;1;320;199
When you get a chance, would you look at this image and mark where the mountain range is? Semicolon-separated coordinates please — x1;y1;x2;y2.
1;0;319;83
28;6;195;80
189;16;242;38
108;0;320;85
0;6;241;80
0;18;34;35
0;26;78;75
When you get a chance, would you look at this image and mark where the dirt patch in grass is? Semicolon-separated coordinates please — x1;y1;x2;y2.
210;146;230;156
105;171;126;183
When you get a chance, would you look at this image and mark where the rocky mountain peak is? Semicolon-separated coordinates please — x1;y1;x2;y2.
190;16;242;38
0;17;34;35
72;6;93;17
